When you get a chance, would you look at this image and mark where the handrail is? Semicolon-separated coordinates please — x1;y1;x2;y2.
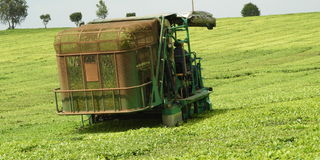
54;81;152;93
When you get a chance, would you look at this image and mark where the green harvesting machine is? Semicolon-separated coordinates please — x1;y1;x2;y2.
53;11;216;126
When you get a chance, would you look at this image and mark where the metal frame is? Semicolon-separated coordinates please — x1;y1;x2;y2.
53;16;212;124
54;43;157;114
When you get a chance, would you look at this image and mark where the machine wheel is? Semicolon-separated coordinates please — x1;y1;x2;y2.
162;104;183;127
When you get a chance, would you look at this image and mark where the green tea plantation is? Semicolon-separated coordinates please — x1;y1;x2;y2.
0;12;319;159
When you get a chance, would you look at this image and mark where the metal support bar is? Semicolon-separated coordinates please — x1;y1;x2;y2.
54;82;152;93
54;90;61;113
91;91;95;112
112;90;116;111
156;16;165;81
70;92;74;113
141;87;145;107
81;115;84;127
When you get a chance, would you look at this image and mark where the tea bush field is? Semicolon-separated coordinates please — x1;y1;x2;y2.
0;12;320;159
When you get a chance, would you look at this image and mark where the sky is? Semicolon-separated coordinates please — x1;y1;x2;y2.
0;0;319;30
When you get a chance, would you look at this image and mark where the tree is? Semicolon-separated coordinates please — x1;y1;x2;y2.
0;0;28;29
241;3;260;17
126;12;136;17
96;0;108;19
40;14;51;29
69;12;82;27
79;21;85;26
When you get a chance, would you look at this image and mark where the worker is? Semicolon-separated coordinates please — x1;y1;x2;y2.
174;41;191;74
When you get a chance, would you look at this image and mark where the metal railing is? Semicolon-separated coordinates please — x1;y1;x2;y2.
54;81;152;115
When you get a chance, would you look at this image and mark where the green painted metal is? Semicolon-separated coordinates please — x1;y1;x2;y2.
177;88;211;105
155;16;214;125
162;104;181;115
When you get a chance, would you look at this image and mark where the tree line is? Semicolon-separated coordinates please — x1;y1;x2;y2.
0;0;261;30
0;0;108;29
68;0;109;27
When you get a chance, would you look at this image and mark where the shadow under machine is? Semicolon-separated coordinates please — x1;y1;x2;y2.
53;11;216;126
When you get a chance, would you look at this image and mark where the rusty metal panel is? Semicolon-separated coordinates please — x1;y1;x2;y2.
54;19;160;114
85;63;99;82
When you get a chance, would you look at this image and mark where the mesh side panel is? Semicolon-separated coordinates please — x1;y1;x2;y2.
83;55;100;111
99;54;116;110
123;88;142;109
57;57;70;110
137;48;152;105
99;41;118;51
114;90;121;111
100;54;116;88
116;51;139;87
86;91;101;112
61;43;79;54
100;31;118;41
116;51;142;109
80;33;99;52
67;56;83;89
99;31;119;51
66;56;85;112
81;42;99;53
61;34;78;43
119;31;136;50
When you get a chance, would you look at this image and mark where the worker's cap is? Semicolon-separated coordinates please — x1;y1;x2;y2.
174;40;184;47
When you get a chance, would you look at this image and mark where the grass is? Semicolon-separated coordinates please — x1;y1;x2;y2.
0;12;320;159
